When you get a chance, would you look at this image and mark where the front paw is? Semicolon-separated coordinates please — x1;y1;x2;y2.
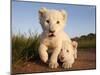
40;54;48;63
49;62;59;69
62;62;72;69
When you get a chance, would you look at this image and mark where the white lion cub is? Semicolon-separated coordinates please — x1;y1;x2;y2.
38;7;72;69
59;41;78;69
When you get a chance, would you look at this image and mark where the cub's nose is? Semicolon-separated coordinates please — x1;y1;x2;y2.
49;30;55;33
61;56;64;60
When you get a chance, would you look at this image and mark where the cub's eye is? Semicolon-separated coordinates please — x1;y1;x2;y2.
66;50;69;52
46;20;49;23
56;21;60;24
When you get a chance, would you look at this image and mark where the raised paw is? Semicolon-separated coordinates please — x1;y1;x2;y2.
49;62;59;69
62;62;72;69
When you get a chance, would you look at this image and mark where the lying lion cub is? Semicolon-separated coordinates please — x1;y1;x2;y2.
59;41;78;69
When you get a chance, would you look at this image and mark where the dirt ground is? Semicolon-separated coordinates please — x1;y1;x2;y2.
12;49;96;74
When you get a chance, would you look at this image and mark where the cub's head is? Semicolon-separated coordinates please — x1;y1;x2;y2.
39;7;67;37
59;41;78;62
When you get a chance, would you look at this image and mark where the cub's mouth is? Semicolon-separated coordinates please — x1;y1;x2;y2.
48;29;56;37
48;33;55;37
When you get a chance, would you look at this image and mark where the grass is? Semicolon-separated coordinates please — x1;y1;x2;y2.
12;32;96;64
12;32;40;64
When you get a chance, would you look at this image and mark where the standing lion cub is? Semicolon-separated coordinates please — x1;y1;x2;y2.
38;7;77;69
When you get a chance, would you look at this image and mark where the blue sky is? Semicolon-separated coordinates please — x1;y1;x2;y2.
12;1;96;38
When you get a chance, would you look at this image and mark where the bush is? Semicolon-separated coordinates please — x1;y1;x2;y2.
72;33;96;49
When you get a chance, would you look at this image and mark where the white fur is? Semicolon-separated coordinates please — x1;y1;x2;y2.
59;41;78;69
38;7;76;69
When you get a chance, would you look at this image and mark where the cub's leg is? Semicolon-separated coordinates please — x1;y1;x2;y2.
39;44;48;63
49;47;61;69
74;49;77;59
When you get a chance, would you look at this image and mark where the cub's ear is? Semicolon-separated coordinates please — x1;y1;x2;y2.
39;7;48;17
72;41;78;49
60;10;67;20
